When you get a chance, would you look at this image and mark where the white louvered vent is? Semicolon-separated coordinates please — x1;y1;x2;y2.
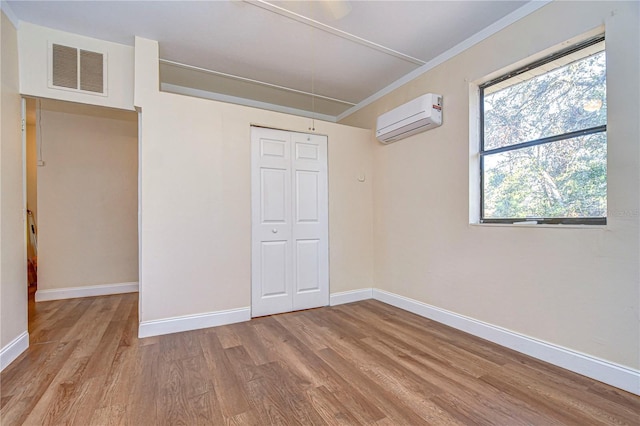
49;43;106;95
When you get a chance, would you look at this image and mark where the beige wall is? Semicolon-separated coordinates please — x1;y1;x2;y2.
37;100;138;291
135;37;374;322
1;11;28;350
340;1;639;369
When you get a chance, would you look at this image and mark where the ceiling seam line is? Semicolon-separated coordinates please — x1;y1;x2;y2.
244;0;426;66
160;59;357;106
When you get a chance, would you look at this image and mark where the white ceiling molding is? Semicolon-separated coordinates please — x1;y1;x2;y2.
245;0;425;66
336;0;552;122
161;82;337;123
160;59;355;107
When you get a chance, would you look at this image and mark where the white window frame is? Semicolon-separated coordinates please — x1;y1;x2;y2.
477;35;607;226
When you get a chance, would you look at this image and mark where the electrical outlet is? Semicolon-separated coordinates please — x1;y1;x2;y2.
37;160;45;166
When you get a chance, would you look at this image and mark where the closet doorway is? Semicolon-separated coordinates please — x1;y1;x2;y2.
251;127;329;317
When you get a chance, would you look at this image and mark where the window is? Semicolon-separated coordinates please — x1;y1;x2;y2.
479;36;606;225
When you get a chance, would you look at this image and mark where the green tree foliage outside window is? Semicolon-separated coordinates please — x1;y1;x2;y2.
481;40;606;223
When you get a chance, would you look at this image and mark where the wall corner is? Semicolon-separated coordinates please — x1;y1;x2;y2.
134;36;160;108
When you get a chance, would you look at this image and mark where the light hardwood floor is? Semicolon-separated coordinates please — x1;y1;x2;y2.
1;293;639;425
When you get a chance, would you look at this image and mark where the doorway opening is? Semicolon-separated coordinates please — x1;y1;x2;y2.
24;99;38;299
23;98;139;321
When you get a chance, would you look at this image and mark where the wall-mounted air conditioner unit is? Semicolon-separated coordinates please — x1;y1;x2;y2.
376;93;442;144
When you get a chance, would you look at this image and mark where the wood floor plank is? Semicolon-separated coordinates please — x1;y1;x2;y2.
0;341;79;425
362;335;562;425
159;329;204;363
232;331;385;425
81;320;128;379
587;381;640;412
242;361;325;425
96;344;137;409
227;321;275;366
273;310;328;352
306;385;363;425
21;354;92;425
179;354;214;399
266;315;388;424
118;295;139;348
496;363;640;425
479;373;605;425
215;323;243;349
338;302;505;377
67;306;122;360
0;340;60;395
89;403;127;426
316;346;431;424
66;376;107;426
29;298;87;345
157;358;200;425
187;390;226;426
0;395;13;410
60;297;111;343
124;342;160;425
2;294;639;425
251;319;323;389
198;331;252;418
225;410;262;426
304;314;443;399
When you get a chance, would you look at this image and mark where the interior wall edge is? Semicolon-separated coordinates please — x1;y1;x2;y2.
0;1;19;28
1;9;29;357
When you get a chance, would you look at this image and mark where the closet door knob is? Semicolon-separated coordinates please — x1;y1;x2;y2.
272;228;278;233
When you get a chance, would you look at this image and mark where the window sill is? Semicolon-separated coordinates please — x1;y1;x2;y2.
470;222;607;230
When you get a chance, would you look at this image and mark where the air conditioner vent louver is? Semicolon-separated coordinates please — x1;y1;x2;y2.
52;44;78;89
80;50;104;93
50;43;106;95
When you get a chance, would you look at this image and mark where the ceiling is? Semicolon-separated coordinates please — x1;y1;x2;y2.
6;0;534;121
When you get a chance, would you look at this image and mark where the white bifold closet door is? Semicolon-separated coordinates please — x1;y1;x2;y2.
251;127;329;317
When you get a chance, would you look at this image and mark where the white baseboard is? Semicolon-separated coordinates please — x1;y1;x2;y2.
330;288;373;306
35;282;139;302
139;288;373;338
139;307;251;338
0;331;29;371
372;288;640;396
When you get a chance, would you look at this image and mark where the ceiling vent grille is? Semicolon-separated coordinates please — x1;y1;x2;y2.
50;43;106;95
